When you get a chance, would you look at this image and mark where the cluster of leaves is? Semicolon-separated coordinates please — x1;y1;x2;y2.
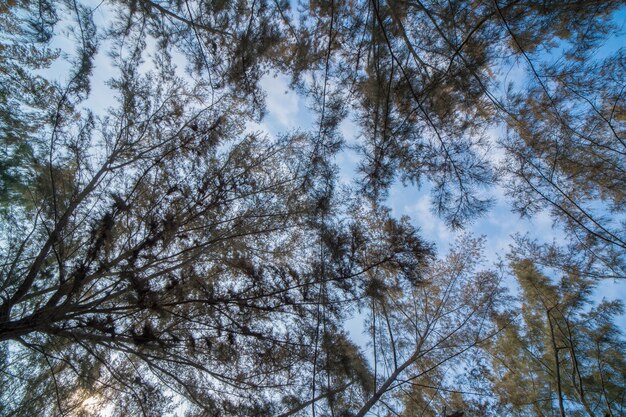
0;0;625;416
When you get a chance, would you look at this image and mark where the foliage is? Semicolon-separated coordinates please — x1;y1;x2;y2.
0;0;58;209
487;260;626;417
0;0;625;416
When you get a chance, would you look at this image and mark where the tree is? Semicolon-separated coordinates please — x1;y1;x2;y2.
0;6;435;412
0;2;328;412
0;46;315;415
0;0;58;209
355;235;504;417
500;31;626;281
288;0;626;263
487;260;626;417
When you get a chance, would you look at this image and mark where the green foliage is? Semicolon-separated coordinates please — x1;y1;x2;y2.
0;0;625;416
0;1;58;209
487;260;626;417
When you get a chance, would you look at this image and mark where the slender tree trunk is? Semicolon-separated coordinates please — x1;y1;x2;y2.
547;311;565;417
596;342;615;417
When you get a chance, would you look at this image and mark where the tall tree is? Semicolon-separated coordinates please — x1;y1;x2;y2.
500;27;626;280
0;0;58;209
353;234;503;417
487;260;626;417
289;0;626;254
0;47;312;415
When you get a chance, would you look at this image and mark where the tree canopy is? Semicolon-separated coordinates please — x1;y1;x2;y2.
0;0;624;416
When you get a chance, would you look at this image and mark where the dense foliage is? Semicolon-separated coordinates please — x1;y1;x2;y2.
0;0;624;415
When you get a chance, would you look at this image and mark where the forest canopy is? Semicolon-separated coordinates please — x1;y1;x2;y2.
0;0;625;416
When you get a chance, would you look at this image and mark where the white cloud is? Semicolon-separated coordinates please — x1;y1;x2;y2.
403;192;453;249
260;73;300;130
